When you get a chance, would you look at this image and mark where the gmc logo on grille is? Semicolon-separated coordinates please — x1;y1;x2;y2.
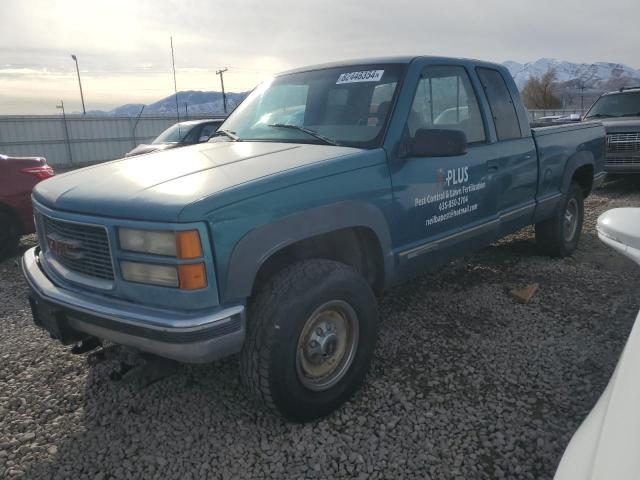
46;233;84;260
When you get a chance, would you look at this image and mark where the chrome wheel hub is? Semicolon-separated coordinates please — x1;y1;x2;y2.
296;300;359;391
563;198;579;242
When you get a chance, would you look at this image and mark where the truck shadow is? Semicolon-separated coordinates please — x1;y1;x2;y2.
21;354;289;479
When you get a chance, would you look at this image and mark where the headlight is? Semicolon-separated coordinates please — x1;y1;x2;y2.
120;261;207;289
119;228;202;259
121;261;179;287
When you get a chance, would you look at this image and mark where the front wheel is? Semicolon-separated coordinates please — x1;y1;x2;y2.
240;259;379;422
535;181;584;257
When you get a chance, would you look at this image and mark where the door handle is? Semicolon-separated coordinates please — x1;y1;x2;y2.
487;160;499;171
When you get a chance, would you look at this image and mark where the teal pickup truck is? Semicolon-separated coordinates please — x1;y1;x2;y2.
23;56;606;421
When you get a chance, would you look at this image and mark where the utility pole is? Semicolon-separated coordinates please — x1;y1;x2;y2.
56;100;73;164
580;83;585;112
216;67;228;114
132;105;145;148
170;36;180;124
184;102;189;120
70;54;86;115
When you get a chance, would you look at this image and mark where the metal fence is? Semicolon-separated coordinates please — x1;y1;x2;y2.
0;109;588;168
0;115;224;167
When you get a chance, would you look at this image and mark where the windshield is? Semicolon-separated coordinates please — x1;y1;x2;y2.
216;64;405;148
152;124;189;144
585;91;640;118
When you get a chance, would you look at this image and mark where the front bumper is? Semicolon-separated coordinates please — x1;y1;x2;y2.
22;246;245;363
605;164;640;174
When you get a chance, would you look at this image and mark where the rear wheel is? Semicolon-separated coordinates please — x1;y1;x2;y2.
0;211;19;261
535;181;584;257
240;259;379;422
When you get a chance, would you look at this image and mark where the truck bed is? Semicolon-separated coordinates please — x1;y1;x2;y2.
531;120;606;201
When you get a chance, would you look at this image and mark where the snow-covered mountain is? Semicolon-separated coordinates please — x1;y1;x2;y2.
86;90;248;117
504;58;640;89
140;90;247;116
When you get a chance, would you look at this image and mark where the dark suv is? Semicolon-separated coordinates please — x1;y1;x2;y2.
584;87;640;174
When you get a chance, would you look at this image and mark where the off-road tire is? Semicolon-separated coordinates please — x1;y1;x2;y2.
535;181;584;257
240;259;379;422
0;211;19;261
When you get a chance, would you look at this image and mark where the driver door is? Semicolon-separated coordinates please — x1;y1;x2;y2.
390;65;500;271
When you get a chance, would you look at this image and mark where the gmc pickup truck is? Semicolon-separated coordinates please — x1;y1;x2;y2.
22;56;606;422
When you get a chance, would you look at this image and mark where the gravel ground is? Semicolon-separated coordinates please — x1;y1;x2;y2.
1;177;640;480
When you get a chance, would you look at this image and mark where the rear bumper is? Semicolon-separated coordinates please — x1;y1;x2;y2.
22;246;245;363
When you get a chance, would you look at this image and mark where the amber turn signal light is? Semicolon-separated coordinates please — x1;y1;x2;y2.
176;230;202;259
178;263;207;290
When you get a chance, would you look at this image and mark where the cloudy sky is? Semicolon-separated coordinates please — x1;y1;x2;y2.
1;0;638;114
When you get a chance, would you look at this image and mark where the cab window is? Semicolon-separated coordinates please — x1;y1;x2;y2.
408;66;486;144
476;67;522;141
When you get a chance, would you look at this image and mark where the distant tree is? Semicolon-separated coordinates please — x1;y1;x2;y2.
521;69;562;109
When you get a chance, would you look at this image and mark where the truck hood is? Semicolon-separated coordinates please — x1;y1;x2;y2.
33;141;361;222
600;117;640;133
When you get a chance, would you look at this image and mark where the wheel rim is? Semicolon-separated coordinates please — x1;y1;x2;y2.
563;198;579;242
296;300;359;391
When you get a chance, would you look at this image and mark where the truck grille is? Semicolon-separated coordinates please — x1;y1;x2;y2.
606;133;640;166
607;133;640;153
41;215;115;281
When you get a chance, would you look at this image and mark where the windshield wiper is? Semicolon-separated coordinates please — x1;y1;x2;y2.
620;112;640;117
267;123;340;146
214;129;240;141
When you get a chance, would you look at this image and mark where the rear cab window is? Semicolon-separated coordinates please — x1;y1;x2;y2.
476;68;522;141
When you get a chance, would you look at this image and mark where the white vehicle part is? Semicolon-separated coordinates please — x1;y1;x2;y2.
596;208;640;266
554;311;640;479
555;208;640;479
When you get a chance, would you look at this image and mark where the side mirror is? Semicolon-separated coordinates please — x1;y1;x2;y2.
410;128;467;157
597;208;640;265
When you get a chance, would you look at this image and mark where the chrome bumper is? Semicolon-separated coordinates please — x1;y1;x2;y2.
22;247;245;363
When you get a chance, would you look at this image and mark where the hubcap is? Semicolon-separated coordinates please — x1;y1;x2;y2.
296;300;359;391
563;198;579;242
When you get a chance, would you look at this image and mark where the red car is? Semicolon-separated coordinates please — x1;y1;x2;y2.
0;154;54;259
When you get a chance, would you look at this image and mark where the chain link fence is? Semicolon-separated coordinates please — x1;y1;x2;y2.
0;115;225;167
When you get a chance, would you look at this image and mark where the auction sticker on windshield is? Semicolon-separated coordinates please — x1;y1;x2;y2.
336;70;384;84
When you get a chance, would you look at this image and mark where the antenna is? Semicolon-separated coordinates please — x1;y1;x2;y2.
170;36;181;129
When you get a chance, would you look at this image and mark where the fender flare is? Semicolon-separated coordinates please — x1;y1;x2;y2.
222;200;394;302
561;149;595;196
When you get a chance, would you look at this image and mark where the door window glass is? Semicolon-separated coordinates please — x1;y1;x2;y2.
408;66;486;143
